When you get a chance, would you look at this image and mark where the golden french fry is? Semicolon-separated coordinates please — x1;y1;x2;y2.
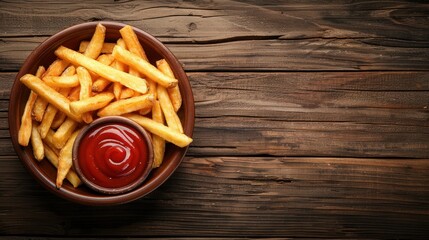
76;66;93;123
98;94;154;117
119;87;135;99
151;100;165;168
52;117;79;149
51;111;66;129
119;25;149;61
41;59;69;78
157;85;183;133
18;66;45;146
67;86;81;101
20;74;81;122
38;104;58;139
31;123;44;161
43;75;79;88
43;143;81;188
125;113;192;148
79;41;115;54
55;46;148;94
112;45;177;88
157;59;182;112
43;129;60;154
32;97;48;122
112;59;127;99
56;129;80;188
83;23;106;59
69;92;114;115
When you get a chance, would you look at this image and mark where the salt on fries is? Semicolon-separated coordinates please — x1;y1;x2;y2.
18;24;192;189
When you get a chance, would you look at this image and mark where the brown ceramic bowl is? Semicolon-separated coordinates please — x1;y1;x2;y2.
8;22;194;205
72;116;154;195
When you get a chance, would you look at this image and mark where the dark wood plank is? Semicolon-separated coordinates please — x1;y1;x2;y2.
0;155;428;238
2;37;429;71
1;72;428;158
1;0;428;41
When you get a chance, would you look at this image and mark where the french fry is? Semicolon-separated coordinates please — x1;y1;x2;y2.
43;129;60;154
41;59;69;78
18;66;45;146
112;45;177;88
151;100;165;168
38;104;58;138
119;87;135;99
157;85;183;133
67;86;81;101
52;117;78;149
20;74;81;122
56;129;80;188
55;46;148;94
31;123;44;161
97;94;154;117
69;92;114;115
125;114;192;148
119;25;149;61
76;66;94;123
44;143;81;188
112;59;127;99
50;111;66;129
157;59;182;112
83;23;106;59
43;75;79;88
79;41;115;54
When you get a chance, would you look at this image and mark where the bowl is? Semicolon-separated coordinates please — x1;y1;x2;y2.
8;21;194;205
72;116;154;195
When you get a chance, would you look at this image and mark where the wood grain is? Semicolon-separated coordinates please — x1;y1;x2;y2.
2;37;429;71
0;155;428;238
1;0;429;238
2;72;428;158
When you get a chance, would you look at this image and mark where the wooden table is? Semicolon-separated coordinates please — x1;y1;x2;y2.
1;1;428;238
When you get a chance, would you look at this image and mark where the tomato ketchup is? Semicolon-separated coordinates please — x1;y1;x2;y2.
77;122;150;189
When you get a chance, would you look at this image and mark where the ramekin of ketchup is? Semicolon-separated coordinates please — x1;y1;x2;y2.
72;116;153;195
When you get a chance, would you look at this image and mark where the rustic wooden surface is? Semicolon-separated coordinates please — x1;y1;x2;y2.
1;0;428;239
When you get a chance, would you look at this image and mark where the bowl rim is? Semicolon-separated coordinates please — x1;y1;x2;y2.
8;21;195;205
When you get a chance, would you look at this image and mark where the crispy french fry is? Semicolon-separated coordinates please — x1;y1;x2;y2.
51;111;66;129
38;104;58;138
112;45;177;88
44;143;81;188
120;25;149;61
83;23;106;59
126;114;192;148
151;100;165;168
76;66;93;123
18;66;45;146
56;129;80;188
79;41;115;54
119;87;135;99
157;85;183;133
43;129;60;154
55;46;148;94
43;75;79;88
98;94;154;117
52;117;78;149
69;92;114;115
112;59;127;99
157;59;182;112
41;59;69;78
67;86;81;101
31;123;44;161
20;74;81;122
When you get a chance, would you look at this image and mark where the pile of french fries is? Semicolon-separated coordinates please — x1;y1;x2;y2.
17;23;192;189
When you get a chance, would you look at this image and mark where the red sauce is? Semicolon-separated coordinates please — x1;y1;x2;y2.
78;123;149;188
